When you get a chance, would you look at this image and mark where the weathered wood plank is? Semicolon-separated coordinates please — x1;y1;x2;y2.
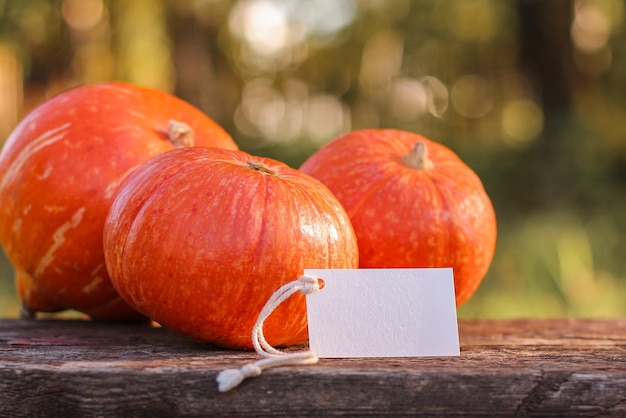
1;318;625;417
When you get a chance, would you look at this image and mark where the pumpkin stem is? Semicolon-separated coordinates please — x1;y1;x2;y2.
246;160;277;175
20;305;37;320
168;119;195;148
403;141;434;170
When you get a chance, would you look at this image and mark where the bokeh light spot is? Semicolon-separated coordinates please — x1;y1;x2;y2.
389;78;428;121
502;99;544;145
451;74;493;119
229;0;290;56
62;0;104;31
571;0;613;53
359;29;404;99
444;0;499;43
304;93;350;143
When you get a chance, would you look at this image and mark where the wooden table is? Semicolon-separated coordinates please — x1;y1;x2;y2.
1;318;625;417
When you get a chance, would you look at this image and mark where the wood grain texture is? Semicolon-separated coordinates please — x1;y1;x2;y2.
1;318;625;417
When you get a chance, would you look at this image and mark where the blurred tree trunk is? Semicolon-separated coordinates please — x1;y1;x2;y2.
518;0;585;113
516;0;589;211
168;3;238;131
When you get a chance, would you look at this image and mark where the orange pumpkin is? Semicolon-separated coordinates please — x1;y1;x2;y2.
0;82;237;320
103;147;359;349
300;129;497;306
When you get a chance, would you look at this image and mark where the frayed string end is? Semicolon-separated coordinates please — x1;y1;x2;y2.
217;364;262;393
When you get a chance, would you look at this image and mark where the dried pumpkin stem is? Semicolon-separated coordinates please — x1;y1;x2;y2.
20;305;37;320
168;119;195;148
246;160;277;176
403;141;434;170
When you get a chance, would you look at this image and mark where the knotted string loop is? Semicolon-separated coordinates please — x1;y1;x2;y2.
217;275;321;392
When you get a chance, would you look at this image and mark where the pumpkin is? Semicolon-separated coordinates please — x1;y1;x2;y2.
0;82;237;320
103;147;359;349
300;129;497;306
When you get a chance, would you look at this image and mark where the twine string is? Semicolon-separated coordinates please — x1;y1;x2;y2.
217;275;321;392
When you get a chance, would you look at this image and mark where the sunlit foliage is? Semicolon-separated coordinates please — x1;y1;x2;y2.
1;0;625;318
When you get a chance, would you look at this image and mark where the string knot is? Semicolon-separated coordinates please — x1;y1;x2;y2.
241;363;263;377
298;275;320;295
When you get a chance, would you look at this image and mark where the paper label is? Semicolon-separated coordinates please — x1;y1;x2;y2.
304;268;460;358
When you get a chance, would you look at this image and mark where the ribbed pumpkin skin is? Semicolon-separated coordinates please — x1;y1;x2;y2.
300;129;497;306
103;147;359;349
0;82;237;320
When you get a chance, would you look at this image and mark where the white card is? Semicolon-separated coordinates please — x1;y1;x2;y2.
304;268;460;358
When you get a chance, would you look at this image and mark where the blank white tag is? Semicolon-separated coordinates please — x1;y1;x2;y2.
304;268;460;358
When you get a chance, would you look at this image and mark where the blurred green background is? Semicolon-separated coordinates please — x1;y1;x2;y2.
1;0;625;318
